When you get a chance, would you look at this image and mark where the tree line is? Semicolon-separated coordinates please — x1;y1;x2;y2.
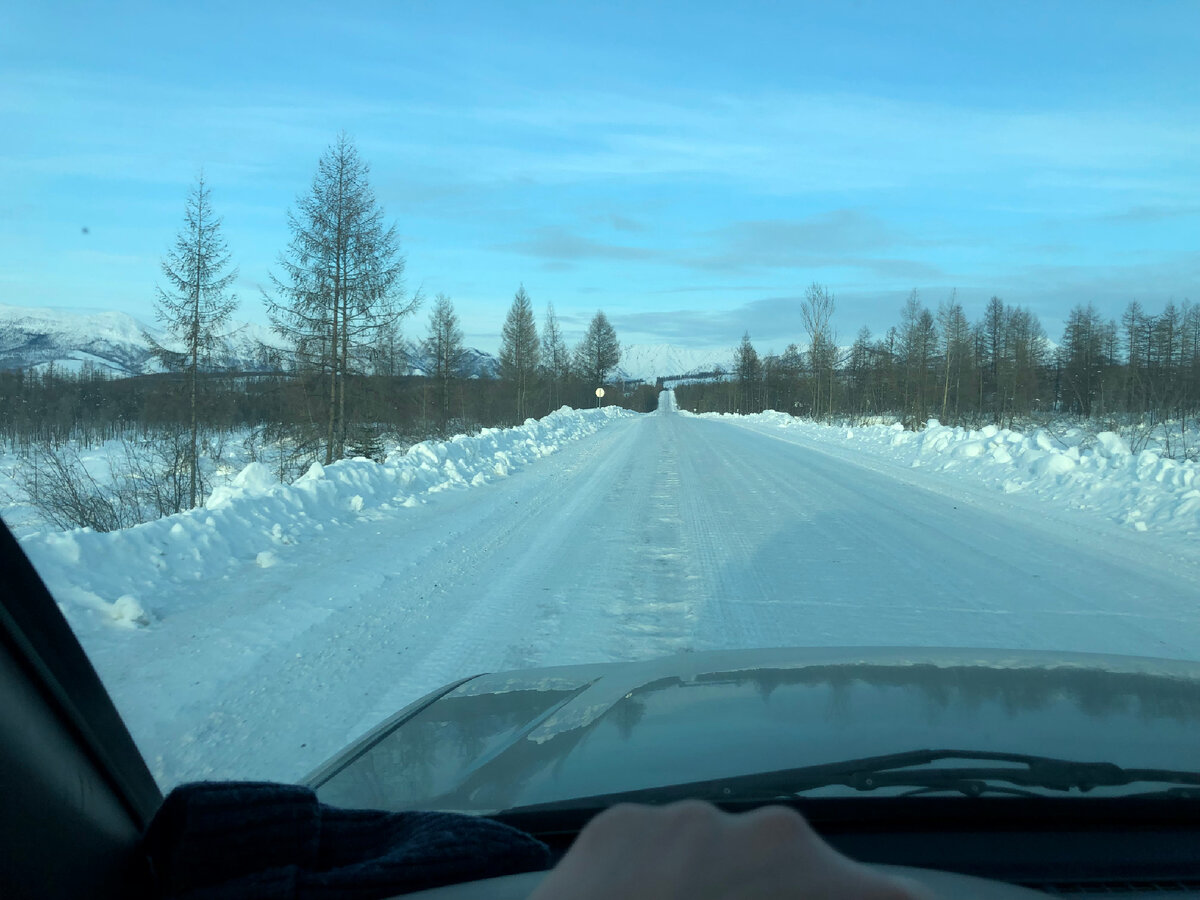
0;285;634;458
156;135;626;460
678;284;1200;441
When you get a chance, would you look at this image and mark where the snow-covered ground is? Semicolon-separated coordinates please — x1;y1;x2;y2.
12;394;1200;790
0;454;39;536
1;429;280;538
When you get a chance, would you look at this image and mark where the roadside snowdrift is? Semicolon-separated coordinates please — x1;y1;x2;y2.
21;406;635;636
707;411;1200;538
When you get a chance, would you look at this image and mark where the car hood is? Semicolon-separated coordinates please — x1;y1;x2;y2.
309;647;1200;813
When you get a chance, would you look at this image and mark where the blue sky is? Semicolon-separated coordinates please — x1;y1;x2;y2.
3;0;1198;354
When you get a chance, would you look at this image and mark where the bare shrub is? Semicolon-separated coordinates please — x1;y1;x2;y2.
14;443;129;532
242;424;322;484
15;429;217;532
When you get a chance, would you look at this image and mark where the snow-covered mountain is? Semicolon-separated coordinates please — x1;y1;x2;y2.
0;304;288;375
0;304;500;378
0;305;160;375
614;343;730;383
400;344;500;380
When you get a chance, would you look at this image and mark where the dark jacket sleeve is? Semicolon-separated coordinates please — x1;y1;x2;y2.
142;781;550;899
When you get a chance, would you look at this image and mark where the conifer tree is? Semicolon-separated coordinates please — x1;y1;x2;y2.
149;174;238;509
574;310;620;388
540;302;570;411
423;293;467;430
499;285;540;421
266;133;414;463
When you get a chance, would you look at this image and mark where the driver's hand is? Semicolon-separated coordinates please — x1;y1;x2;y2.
528;800;931;900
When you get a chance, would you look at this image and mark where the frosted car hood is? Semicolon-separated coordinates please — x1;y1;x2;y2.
309;647;1200;813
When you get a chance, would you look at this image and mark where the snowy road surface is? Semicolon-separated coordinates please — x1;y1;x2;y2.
43;394;1200;787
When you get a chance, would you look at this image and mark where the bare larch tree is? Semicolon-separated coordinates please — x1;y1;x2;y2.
540;302;570;412
800;282;837;419
423;293;467;432
499;285;540;422
266;133;414;463
574;310;620;390
148;173;238;509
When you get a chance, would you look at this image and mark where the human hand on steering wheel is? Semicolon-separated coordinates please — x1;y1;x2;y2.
529;800;932;900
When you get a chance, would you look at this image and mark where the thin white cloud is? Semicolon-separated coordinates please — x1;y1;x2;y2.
495;226;664;263
416;88;1200;199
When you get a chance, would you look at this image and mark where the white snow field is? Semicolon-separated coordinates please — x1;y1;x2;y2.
16;393;1200;789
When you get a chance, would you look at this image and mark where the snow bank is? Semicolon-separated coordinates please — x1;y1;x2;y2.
20;406;635;635
708;412;1200;538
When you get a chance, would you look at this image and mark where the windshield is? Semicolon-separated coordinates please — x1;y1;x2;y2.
3;2;1199;807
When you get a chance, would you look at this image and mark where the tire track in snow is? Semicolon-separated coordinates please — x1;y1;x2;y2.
598;410;704;661
676;413;1200;658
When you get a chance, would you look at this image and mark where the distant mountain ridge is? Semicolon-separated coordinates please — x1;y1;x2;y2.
0;304;504;379
0;304;287;375
0;305;161;375
0;304;732;383
403;344;499;380
614;343;730;383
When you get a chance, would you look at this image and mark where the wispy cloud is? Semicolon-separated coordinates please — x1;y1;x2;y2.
419;88;1200;203
677;212;945;280
998;251;1200;314
705;212;903;258
596;213;644;233
494;226;665;265
612;292;857;349
612;307;742;346
492;211;945;281
650;283;782;294
1097;205;1200;224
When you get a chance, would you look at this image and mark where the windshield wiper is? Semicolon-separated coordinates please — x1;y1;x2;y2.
501;749;1200;813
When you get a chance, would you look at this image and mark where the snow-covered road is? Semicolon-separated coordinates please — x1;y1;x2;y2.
31;394;1200;787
